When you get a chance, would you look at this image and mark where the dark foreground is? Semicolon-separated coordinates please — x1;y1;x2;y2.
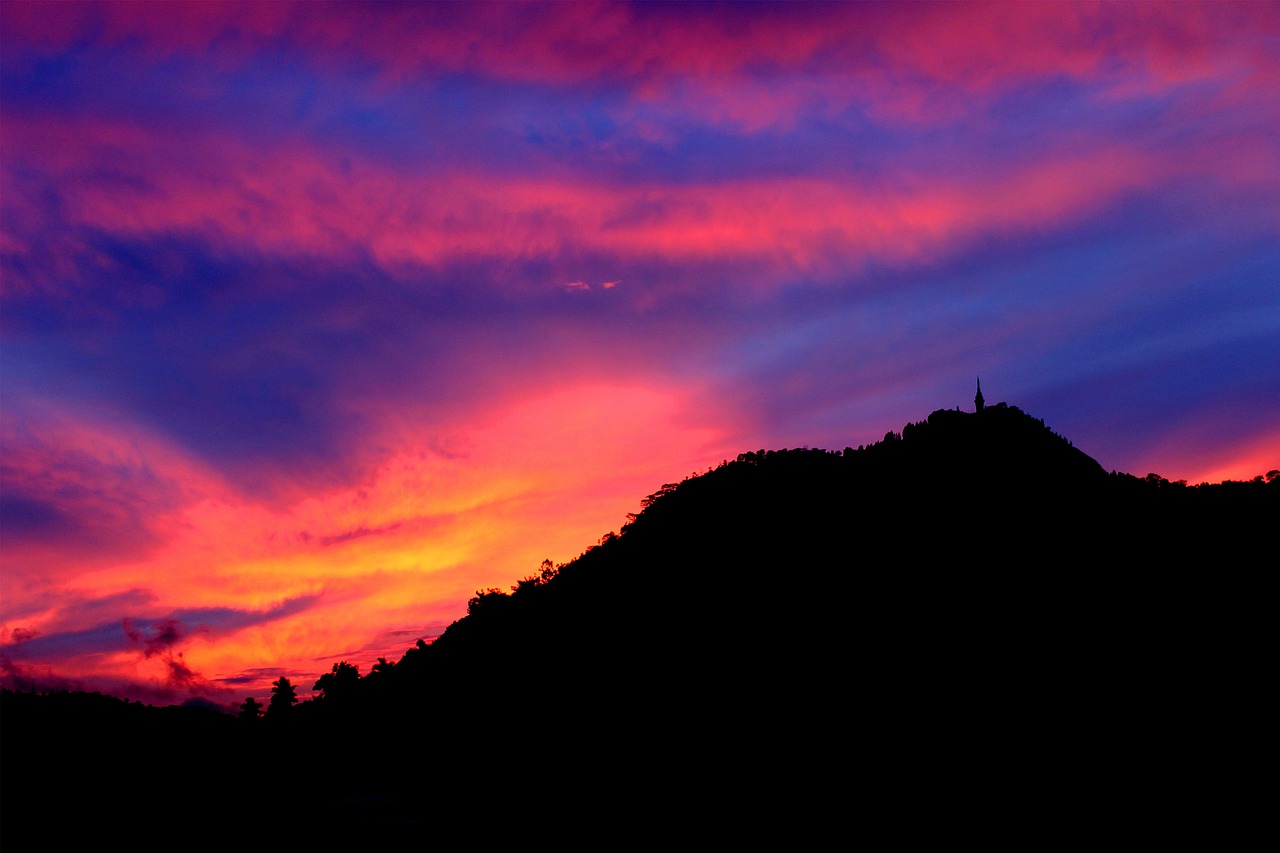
4;405;1273;842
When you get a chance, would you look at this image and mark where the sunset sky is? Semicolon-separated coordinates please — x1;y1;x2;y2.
2;1;1277;707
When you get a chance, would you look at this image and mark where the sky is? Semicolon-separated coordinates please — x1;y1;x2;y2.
2;1;1277;708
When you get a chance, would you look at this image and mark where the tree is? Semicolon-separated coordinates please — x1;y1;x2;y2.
468;587;508;615
513;559;559;593
267;676;298;719
238;696;263;720
312;661;360;702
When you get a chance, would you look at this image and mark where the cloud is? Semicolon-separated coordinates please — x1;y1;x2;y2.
124;617;188;659
2;1;1271;513
298;522;401;548
0;620;134;661
0;415;187;570
1;595;324;664
7;628;39;644
6;1;1272;137
0;655;89;694
0;398;213;600
0;651;224;706
216;670;277;688
1;587;157;629
163;652;204;689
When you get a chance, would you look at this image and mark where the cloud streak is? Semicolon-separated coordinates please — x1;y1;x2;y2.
2;595;323;663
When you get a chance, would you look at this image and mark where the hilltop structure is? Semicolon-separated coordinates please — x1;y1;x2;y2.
2;399;1275;845
975;377;985;412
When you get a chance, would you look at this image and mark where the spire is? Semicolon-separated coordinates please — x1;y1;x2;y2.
975;377;985;412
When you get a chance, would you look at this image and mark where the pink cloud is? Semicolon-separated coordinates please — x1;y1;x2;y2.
7;2;1274;131
0;400;213;589
11;107;1269;305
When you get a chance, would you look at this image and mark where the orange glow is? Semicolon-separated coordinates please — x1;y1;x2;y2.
1120;417;1280;488
2;383;729;702
1180;428;1280;486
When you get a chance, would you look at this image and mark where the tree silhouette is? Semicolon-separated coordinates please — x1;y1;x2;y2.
364;657;395;699
313;661;360;702
238;696;263;720
3;399;1278;843
267;676;297;719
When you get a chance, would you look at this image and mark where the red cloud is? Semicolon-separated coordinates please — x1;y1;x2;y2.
6;2;1274;129
8;105;1272;304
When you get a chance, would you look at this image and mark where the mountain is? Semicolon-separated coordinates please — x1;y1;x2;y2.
3;403;1274;843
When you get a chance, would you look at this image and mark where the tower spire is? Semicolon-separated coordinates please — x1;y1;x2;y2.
975;377;985;412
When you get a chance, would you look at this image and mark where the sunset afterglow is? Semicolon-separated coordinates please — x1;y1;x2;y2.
2;1;1277;706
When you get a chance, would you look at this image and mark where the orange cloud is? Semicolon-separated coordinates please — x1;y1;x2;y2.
3;382;729;703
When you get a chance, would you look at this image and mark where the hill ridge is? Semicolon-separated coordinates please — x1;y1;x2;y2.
2;401;1275;842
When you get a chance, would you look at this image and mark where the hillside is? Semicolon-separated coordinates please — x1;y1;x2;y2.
3;403;1274;842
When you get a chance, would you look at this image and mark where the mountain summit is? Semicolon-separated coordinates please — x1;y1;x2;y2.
282;401;1271;834
3;402;1273;843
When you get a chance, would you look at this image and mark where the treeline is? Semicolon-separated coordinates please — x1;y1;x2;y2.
236;403;1277;757
223;402;1275;741
3;403;1276;841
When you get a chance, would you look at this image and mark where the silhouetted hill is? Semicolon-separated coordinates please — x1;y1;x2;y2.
3;404;1274;843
